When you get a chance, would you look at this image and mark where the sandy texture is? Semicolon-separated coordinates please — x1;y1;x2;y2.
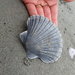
0;0;75;75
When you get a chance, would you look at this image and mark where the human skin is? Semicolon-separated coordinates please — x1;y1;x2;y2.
23;0;74;25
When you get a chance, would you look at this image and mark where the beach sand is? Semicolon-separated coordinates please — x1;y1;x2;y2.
0;0;75;75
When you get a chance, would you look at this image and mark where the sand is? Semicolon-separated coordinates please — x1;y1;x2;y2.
0;0;75;75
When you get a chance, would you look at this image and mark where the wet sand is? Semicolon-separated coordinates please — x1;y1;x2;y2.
0;0;75;75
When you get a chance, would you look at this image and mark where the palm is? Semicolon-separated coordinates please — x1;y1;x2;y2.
23;0;58;25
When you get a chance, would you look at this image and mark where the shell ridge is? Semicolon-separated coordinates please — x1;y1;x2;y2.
31;21;53;40
31;16;49;37
27;16;35;34
31;16;42;34
33;17;50;35
28;16;37;34
41;51;59;59
30;16;41;35
32;27;59;42
49;32;60;39
32;16;46;35
35;22;54;38
40;54;55;62
27;30;61;50
34;21;52;37
29;31;61;46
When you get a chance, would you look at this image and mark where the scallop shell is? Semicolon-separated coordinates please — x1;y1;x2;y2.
20;15;63;63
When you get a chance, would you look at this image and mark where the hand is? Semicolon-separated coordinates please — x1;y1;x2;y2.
23;0;58;25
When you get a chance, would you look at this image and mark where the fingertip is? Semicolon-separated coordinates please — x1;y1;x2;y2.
26;4;38;16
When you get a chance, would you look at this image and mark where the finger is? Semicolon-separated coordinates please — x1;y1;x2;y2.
36;5;44;16
23;0;38;5
50;4;58;25
25;4;38;16
43;5;51;21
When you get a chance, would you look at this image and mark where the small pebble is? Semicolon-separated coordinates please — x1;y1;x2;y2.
9;30;12;32
62;10;63;12
67;48;69;50
23;58;31;66
65;28;67;31
0;61;2;63
4;22;6;25
64;31;65;34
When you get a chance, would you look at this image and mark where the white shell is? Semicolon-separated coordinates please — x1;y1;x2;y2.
20;15;63;63
69;48;75;59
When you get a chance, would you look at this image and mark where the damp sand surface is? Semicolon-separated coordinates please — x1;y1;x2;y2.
0;0;75;75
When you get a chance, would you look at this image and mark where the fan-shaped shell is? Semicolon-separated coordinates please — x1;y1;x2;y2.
20;15;63;63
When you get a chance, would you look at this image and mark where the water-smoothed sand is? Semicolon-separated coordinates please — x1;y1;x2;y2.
0;0;75;75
